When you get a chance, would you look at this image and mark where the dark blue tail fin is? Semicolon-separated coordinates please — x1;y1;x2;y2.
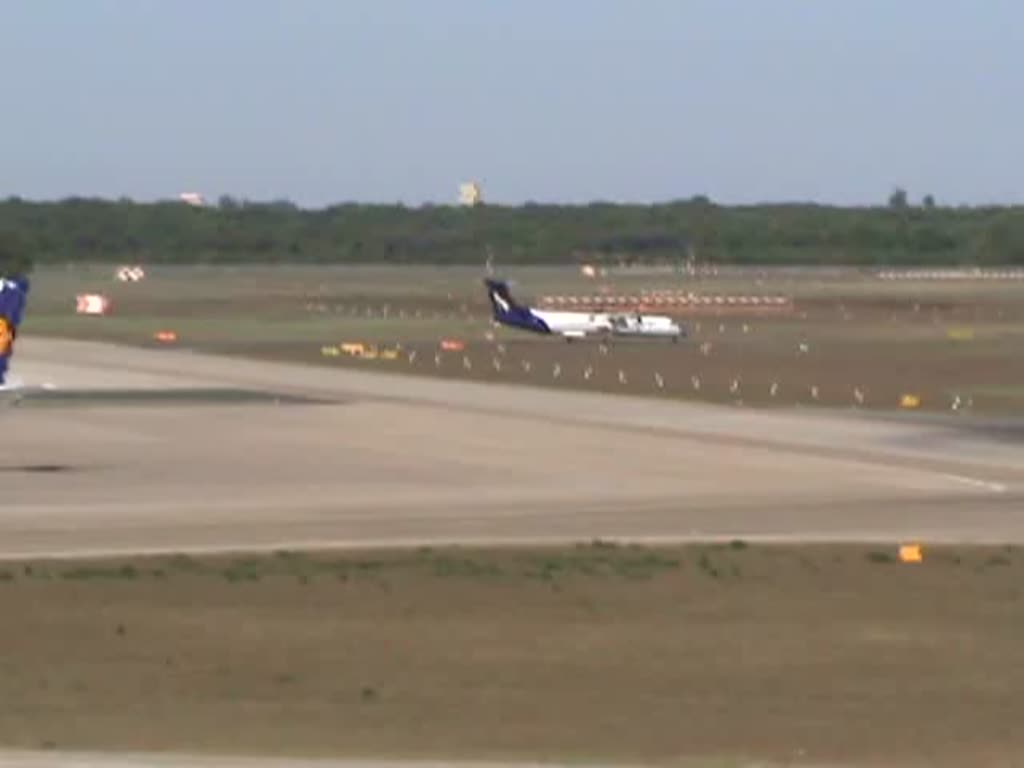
0;276;30;386
482;278;551;334
483;278;523;321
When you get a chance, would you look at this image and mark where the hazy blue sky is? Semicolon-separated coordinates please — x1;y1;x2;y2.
2;0;1021;207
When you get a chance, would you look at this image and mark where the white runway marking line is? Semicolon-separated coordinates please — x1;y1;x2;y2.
940;474;1008;494
807;458;1012;496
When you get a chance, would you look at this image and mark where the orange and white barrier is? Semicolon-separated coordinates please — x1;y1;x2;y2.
116;265;146;282
76;294;111;315
877;269;1024;280
538;293;792;310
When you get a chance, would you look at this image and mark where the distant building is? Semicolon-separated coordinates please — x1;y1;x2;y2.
179;192;205;207
458;182;482;207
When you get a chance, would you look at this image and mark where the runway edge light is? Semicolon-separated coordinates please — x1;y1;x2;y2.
899;544;924;564
899;393;921;409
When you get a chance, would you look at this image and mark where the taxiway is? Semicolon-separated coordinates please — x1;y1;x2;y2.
2;337;1021;559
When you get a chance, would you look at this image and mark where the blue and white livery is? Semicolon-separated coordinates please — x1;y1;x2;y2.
0;275;37;405
484;278;684;342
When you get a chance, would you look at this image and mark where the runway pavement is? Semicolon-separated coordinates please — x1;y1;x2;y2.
3;337;1023;560
0;752;639;768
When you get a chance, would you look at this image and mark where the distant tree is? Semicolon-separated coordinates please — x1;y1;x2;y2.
888;187;909;210
977;211;1024;262
0;196;1022;267
922;194;936;210
0;231;32;276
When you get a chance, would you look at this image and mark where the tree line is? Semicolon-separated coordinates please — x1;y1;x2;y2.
3;195;1024;273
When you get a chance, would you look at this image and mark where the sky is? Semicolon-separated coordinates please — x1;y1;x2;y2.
2;0;1022;207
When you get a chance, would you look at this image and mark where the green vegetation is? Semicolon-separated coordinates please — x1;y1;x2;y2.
4;196;1024;266
59;564;139;581
0;230;33;275
0;543;718;587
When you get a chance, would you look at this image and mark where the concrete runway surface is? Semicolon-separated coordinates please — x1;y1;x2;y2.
0;752;640;768
3;337;1024;768
3;337;1022;559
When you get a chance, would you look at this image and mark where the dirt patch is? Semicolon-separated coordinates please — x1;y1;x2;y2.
0;544;1022;766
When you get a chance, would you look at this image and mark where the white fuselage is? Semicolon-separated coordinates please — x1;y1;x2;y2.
529;309;681;339
531;309;612;337
606;313;682;338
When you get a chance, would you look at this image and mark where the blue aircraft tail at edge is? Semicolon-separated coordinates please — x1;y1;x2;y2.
0;275;30;386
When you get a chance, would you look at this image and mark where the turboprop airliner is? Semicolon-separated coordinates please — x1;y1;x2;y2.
0;275;45;406
484;278;684;342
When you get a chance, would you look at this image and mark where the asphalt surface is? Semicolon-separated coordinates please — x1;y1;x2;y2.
2;337;1022;560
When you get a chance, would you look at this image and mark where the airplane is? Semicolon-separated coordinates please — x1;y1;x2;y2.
0;274;47;407
484;278;684;342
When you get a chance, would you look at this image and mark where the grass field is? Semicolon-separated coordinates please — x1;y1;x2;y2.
21;264;1024;414
0;543;1022;766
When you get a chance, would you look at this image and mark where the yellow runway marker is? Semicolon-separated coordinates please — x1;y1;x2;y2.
899;544;923;563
